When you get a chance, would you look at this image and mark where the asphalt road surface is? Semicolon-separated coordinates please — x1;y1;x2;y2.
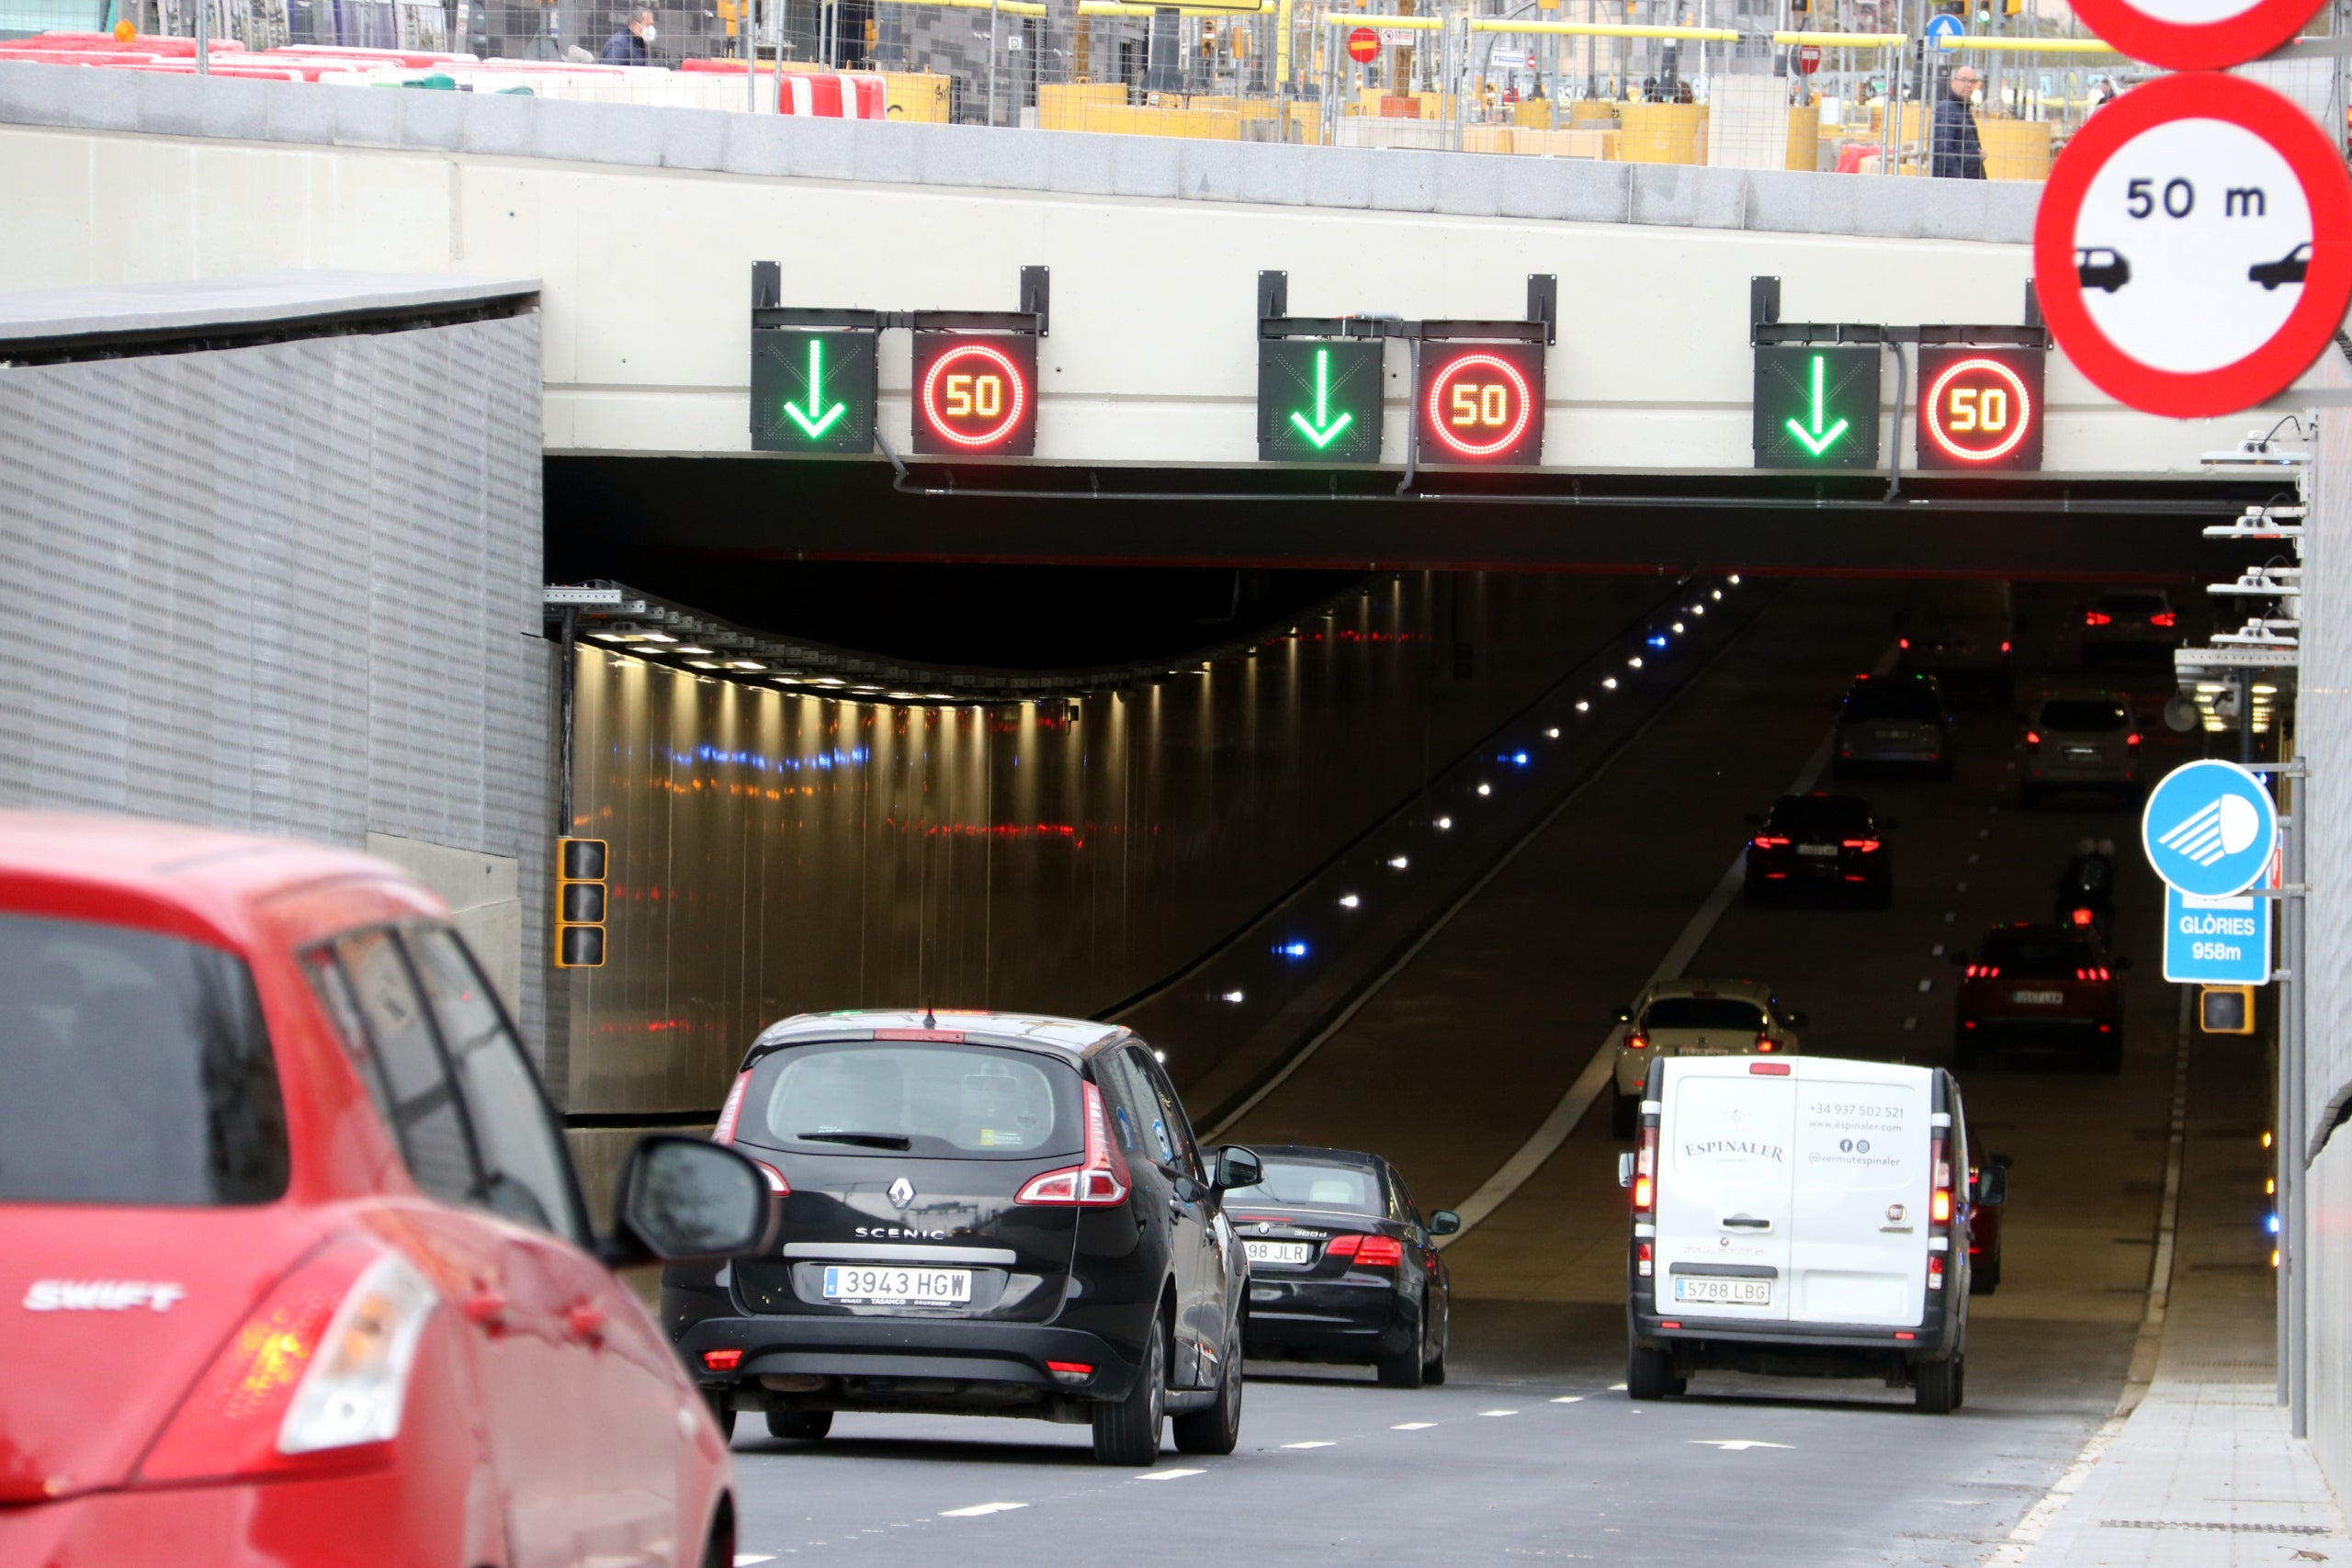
721;579;2200;1568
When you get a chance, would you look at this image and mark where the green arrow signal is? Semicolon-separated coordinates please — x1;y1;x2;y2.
1288;346;1355;450
783;337;847;439
1784;352;1850;457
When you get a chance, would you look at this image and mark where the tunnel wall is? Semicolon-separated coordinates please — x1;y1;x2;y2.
554;571;1671;1120
0;311;553;1044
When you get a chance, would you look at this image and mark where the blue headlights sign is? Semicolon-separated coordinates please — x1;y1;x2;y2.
2162;885;2272;985
2140;759;2278;898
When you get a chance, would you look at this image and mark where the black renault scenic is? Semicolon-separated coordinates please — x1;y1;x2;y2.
662;1009;1258;1465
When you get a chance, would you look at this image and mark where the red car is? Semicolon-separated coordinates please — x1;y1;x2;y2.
1950;922;2130;1075
0;813;769;1568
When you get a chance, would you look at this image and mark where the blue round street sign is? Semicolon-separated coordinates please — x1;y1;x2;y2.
1925;13;1966;48
2140;759;2278;898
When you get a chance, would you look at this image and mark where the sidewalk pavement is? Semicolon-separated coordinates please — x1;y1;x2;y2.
2006;1028;2348;1566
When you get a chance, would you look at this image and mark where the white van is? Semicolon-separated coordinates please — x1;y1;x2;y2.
1621;1055;1981;1413
1898;580;2014;700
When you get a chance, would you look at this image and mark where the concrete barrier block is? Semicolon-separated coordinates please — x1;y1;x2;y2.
1555;160;1632;225
977;129;1051;190
262;78;334;144
658;103;727;173
1238;142;1310;208
1367;149;1441;213
1743;168;1832;234
395;84;467;152
195;73;269;141
1629;163;1745;229
588;102;664;167
526;95;602;164
718;108;791;179
329;80;401;149
1852;174;1928;237
1106;133;1182;200
1432;152;1503;218
460;88;537;160
0;63;70;130
1177;140;1245;203
850;120;926;187
911;122;992;189
1300;144;1375;211
1043;129;1118;197
137;70;207;141
1496;155;1577;222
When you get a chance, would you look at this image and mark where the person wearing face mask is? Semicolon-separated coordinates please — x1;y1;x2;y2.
601;6;655;64
1930;64;1986;178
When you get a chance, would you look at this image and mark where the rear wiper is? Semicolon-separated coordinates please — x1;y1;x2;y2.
797;1131;913;1150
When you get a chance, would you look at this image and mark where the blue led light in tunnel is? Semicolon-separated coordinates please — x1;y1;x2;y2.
1511;751;1530;766
1648;635;1669;649
1274;941;1310;959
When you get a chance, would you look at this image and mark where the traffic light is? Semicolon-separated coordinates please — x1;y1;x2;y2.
2199;986;2256;1035
555;838;608;968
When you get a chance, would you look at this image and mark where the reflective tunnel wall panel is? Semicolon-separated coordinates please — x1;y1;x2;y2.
560;572;1664;1119
0;315;552;1049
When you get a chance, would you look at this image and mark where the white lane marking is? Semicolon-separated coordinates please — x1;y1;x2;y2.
1199;592;1761;1145
736;1557;776;1565
1135;1468;1205;1483
1931;942;1945;955
1282;1440;1336;1450
1550;1395;1585;1404
940;1502;1028;1517
1956;881;1970;893
1690;1439;1792;1451
1916;978;1933;993
1392;1421;1437;1430
1608;1383;1629;1392
1943;910;1957;922
1903;1016;1919;1032
1435;703;1852;1247
1480;1409;1520;1417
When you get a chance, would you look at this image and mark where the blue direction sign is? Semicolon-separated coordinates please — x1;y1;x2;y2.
1925;13;1965;48
2140;759;2278;898
2163;886;2272;985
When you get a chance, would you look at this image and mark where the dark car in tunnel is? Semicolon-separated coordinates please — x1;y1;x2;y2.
1951;924;2130;1073
663;1009;1259;1466
1743;793;1896;908
1833;671;1955;779
1226;1145;1459;1388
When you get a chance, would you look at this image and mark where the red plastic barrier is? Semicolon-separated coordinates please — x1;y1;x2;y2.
776;71;886;118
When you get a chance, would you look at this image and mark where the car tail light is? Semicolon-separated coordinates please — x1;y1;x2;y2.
2150;612;2177;627
752;1160;790;1195
1754;1035;1776;1052
2127;732;2143;748
1328;1234;1403;1269
141;1239;437;1482
1047;1361;1095;1384
1899;637;1910;649
1014;1080;1132;1206
1633;1122;1657;1215
1636;1241;1654;1279
2002;640;2013;654
1625;1032;1648;1050
2070;909;2096;929
2024;730;2041;750
713;1069;752;1144
1840;839;1881;852
2084;610;2112;626
1750;836;1789;849
704;1348;744;1371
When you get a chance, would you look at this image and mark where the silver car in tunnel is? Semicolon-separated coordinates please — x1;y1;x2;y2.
1834;672;1955;780
2020;691;2143;806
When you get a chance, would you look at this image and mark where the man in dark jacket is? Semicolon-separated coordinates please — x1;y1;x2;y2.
600;6;654;63
1931;65;1986;178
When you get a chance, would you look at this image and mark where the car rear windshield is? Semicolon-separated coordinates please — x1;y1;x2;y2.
1644;997;1769;1032
1225;1156;1385;1215
0;911;288;1206
2041;699;2130;732
1981;934;2099;976
1842;686;1941;721
744;1042;1080;1159
1768;795;1871;834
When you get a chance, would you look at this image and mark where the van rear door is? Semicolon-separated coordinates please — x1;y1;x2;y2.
1788;1058;1931;1327
1654;1060;1796;1324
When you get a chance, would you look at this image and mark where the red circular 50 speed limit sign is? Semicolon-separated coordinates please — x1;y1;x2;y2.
2069;0;2320;71
2034;72;2352;418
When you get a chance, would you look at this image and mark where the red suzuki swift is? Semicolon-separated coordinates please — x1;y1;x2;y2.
0;814;769;1567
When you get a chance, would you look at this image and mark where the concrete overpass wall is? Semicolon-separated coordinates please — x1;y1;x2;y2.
0;62;2275;479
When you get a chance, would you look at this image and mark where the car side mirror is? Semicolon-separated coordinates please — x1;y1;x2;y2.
1429;1209;1462;1236
1212;1145;1264;1194
1617;1152;1636;1190
1973;1163;2008;1207
603;1134;774;1269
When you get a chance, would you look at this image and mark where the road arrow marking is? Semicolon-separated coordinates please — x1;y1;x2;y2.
1689;1439;1793;1451
1134;1468;1205;1482
783;337;848;439
1288;346;1356;449
940;1502;1028;1517
1283;1440;1336;1450
1784;353;1850;456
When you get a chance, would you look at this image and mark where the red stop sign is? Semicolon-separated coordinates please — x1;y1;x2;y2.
1347;26;1379;62
1797;43;1821;73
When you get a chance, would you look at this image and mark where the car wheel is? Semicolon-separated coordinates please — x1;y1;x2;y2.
1376;1310;1428;1389
698;1508;734;1568
1742;875;1770;908
1627;1344;1682;1400
1422;1307;1449;1386
763;1408;832;1441
1972;1257;2001;1295
1867;879;1894;910
1954;1353;1968;1409
1915;1355;1960;1414
1171;1341;1244;1455
1091;1321;1166;1466
1610;1090;1638;1140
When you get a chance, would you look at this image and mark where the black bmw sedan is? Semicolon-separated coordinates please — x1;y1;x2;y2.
1229;1146;1458;1388
1742;791;1896;908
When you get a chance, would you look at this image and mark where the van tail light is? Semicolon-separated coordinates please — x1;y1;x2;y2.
1929;1135;1954;1230
2084;610;2112;626
2024;730;2041;750
1014;1080;1132;1206
712;1069;752;1144
1633;1122;1657;1215
1328;1234;1404;1269
2150;612;2177;628
1928;1255;1946;1292
1636;1241;1654;1279
1626;1032;1649;1050
2127;732;2143;748
141;1238;438;1483
1749;1061;1792;1076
